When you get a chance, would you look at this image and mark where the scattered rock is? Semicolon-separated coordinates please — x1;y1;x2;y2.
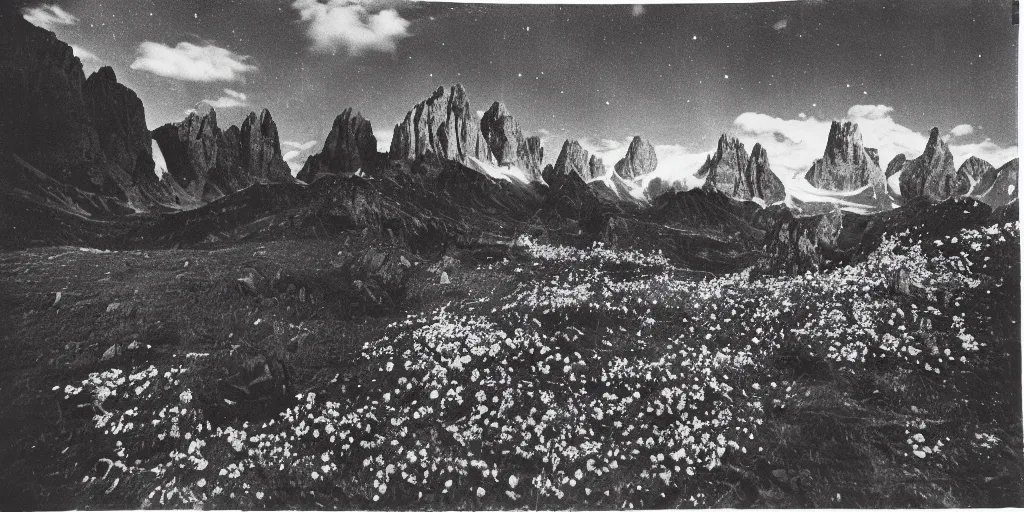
105;302;121;313
52;291;62;308
440;271;451;285
237;275;258;295
101;344;119;361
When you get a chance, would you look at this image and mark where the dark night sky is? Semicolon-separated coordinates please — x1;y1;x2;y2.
18;0;1020;179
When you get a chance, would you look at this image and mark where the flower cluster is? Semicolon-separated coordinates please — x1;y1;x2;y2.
57;220;1018;508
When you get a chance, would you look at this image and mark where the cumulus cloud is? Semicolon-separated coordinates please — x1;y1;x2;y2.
637;143;713;191
949;138;1018;168
578;138;630;168
632;5;645;17
130;42;257;82
731;105;1016;178
846;104;894;121
22;4;77;30
292;0;411;56
949;124;974;138
773;18;788;31
202;88;249;109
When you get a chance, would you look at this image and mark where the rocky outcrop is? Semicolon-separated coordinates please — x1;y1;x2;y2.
614;136;658;179
589;155;607;179
389;84;493;165
743;143;786;204
971;158;1018;208
694;137;786;203
517;135;545;181
479;101;545;181
954;156;995;196
893;128;958;202
82;67;157;189
805;121;887;200
480;102;520;165
240;110;292;183
153;108;293;202
297;108;378;182
697;134;749;198
546;140;591;183
0;5;161;209
885;154;906;178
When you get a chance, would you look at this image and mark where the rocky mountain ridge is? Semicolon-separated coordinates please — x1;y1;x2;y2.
152;109;294;203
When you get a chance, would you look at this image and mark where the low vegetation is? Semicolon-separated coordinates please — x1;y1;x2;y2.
28;219;1020;508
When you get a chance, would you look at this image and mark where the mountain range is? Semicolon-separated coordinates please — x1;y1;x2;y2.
0;4;1017;273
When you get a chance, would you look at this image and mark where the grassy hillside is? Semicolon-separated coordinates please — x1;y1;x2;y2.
0;218;1020;508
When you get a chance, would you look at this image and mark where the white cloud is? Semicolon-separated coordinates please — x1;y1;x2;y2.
578;137;630;168
70;45;100;63
292;0;411;56
949;124;974;138
283;150;301;162
772;18;787;31
130;42;257;82
949;138;1018;168
846;104;894;121
22;4;77;30
283;140;318;151
632;5;645;17
202;88;249;108
638;143;713;192
373;129;393;153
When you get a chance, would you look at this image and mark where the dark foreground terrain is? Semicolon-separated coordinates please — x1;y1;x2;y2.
0;204;1020;509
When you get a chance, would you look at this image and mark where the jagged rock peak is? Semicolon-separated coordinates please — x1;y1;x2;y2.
517;135;545;182
298;107;377;182
970;157;1018;207
545;140;591;183
805;120;887;202
153;107;292;201
744;143;786;203
955;156;995;196
895;126;958;202
480;101;521;165
697;133;749;198
388;83;493;165
589;155;607;179
614;136;657;179
239;108;292;183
